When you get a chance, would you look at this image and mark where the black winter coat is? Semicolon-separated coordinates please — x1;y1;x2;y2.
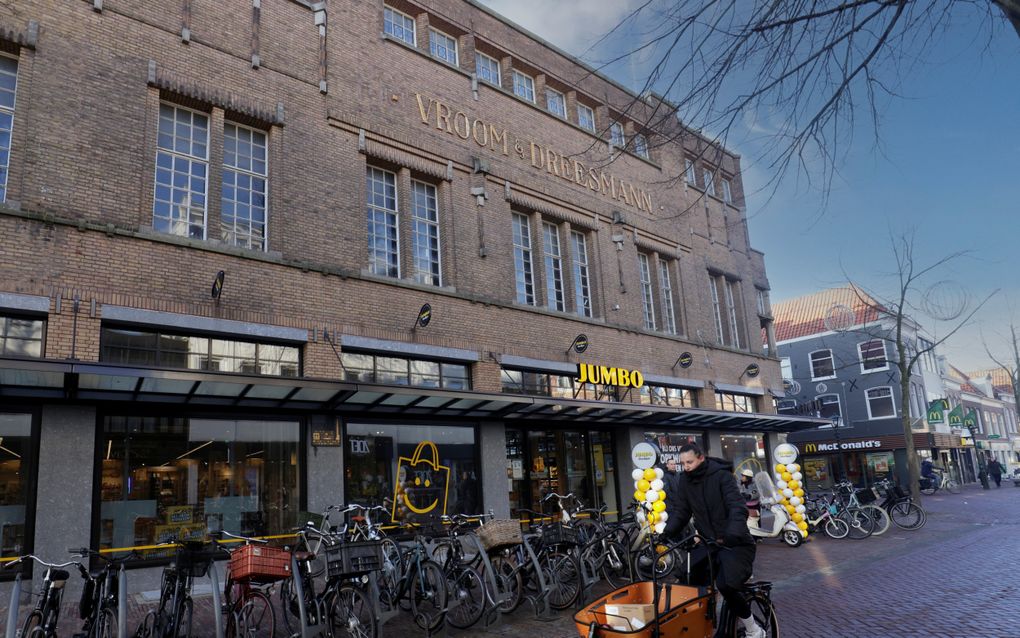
665;457;754;546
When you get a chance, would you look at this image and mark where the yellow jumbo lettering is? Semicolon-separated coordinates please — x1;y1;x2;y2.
617;369;631;387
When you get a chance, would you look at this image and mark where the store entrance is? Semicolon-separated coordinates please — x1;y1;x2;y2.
505;428;619;520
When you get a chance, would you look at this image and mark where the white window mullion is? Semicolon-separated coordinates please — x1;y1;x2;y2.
659;260;677;334
0;55;18;203
512;213;535;305
638;254;656;331
366;167;400;278
571;231;592;317
410;180;441;286
222;123;268;250
542;222;564;311
153;103;209;239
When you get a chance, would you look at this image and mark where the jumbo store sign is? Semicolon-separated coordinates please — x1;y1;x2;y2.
804;440;882;453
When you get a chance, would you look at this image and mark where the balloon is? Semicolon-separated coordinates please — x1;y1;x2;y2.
785;505;795;514
775;464;786;473
800;529;808;537
658;490;667;502
632;469;645;481
654;522;666;534
781;472;792;482
653;501;666;513
797;521;808;531
636;509;645;521
792;513;804;523
638;479;651;492
644;468;657;481
658;512;669;522
776;480;788;490
789;496;802;507
785;464;797;473
646;489;659;502
651;479;664;491
654;468;664;479
795;504;806;513
792;471;803;481
782;488;794;498
634;490;645;502
794;488;805;498
792;464;801;472
647;511;657;524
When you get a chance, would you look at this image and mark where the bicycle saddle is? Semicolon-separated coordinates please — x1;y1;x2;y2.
292;551;316;562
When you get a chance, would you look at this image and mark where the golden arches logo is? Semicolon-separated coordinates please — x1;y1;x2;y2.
804;443;819;453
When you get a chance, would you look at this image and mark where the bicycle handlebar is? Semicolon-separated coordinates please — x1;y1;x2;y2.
5;555;83;571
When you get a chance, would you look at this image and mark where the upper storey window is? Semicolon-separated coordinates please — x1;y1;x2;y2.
153;104;209;239
577;104;596;132
384;6;416;46
632;133;649;159
546;89;566;118
429;28;458;66
221;123;268;250
476;53;501;86
0;55;18;203
512;70;535;103
609;122;625;148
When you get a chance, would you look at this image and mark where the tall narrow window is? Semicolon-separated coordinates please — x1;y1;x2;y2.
0;55;18;203
577;104;595;132
384;6;416;45
512;213;535;305
684;159;696;186
721;178;733;203
570;231;592;317
366;167;399;277
702;168;716;196
633;133;649;159
725;280;742;348
512;70;535;103
542;222;565;311
710;276;725;343
475;52;501;86
222;123;268;250
429;28;458;65
610;122;625;148
659;260;677;334
546;89;566;118
153;104;209;239
638;254;656;330
410;180;441;286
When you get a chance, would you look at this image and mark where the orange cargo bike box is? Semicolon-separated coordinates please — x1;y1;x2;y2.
574;581;714;638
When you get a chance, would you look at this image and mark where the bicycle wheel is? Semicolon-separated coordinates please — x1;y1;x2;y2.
599;539;632;588
544;551;581;610
377;540;404;609
445;566;486;629
21;611;42;638
839;508;874;540
889;501;926;530
227;590;275;638
96;607;118;638
919;480;936;496
946;478;961;494
173;598;193;638
329;585;377;638
725;591;779;637
132;611;156;638
488;553;522;613
861;504;891;536
632;544;679;581
409;560;448;632
822;516;850;539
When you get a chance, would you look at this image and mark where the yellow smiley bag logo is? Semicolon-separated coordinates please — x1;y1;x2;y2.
391;441;451;520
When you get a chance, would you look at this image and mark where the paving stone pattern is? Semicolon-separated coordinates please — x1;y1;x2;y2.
5;484;1018;637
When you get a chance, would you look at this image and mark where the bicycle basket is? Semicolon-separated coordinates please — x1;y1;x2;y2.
540;522;579;547
855;488;878;505
229;544;291;583
477;519;523;551
325;540;384;579
890;484;909;500
174;542;216;578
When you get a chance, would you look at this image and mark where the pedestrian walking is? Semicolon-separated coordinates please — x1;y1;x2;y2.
987;458;1003;488
662;456;681;494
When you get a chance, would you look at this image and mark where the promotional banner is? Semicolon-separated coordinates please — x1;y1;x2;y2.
391;441;450;523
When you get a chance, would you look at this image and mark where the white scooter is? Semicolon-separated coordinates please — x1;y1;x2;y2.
747;471;804;547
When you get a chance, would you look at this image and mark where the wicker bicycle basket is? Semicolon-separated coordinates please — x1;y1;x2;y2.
477;519;523;551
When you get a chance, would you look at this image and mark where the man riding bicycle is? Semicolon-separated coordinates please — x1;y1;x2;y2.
664;443;766;638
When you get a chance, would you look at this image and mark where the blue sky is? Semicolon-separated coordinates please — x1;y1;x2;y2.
479;0;1020;373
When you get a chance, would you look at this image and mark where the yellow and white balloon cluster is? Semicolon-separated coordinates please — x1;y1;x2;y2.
631;467;669;534
774;463;809;537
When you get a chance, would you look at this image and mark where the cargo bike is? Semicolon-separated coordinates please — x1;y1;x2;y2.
573;533;778;638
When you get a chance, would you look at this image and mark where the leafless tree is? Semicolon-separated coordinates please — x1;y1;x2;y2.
983;317;1020;436
838;233;997;499
593;0;1020;201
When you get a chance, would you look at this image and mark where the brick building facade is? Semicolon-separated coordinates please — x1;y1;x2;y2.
0;0;819;589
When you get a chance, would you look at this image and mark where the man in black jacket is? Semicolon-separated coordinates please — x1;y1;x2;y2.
664;443;764;638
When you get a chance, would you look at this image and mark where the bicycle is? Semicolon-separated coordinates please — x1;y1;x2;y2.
376;522;448;632
70;548;137;638
432;515;488;629
134;540;216;638
825;486;876;540
833;481;891;536
4;554;82;638
209;531;283;638
920;468;960;495
802;497;851;539
875;479;927;530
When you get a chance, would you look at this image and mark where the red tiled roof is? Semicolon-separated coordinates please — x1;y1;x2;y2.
966;368;1015;393
772;286;886;342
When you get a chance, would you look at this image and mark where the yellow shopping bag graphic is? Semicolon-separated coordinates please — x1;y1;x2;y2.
391;441;450;524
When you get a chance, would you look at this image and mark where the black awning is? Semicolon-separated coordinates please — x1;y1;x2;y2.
0;358;828;433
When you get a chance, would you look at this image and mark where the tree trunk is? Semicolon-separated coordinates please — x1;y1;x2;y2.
901;367;922;500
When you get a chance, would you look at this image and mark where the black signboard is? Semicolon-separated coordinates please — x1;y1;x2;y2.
211;271;225;299
417;303;432;328
311;418;342;447
572;334;589;353
677;352;693;368
746;363;761;378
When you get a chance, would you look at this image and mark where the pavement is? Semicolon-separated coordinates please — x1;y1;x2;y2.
4;483;1019;637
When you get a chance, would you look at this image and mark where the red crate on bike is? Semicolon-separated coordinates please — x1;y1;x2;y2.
229;544;291;582
574;581;713;637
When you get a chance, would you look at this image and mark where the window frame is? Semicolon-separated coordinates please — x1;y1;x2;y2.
0;408;40;579
408;179;442;287
632;133;649;159
702;168;716;197
383;5;417;46
221;121;269;251
577;103;596;132
710;275;725;345
684;159;697;186
809;349;836;381
0;53;19;204
475;52;501;86
545;88;566;118
0;313;46;359
428;27;459;66
721;178;733;204
609;121;625;148
815;393;843;423
542;221;565;312
570;230;592;318
857;339;889;373
153;102;210;240
658;259;677;335
366;166;401;278
511;70;535;103
511;213;536;305
341;351;470;389
638;253;656;331
724;280;742;349
865;386;896;420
